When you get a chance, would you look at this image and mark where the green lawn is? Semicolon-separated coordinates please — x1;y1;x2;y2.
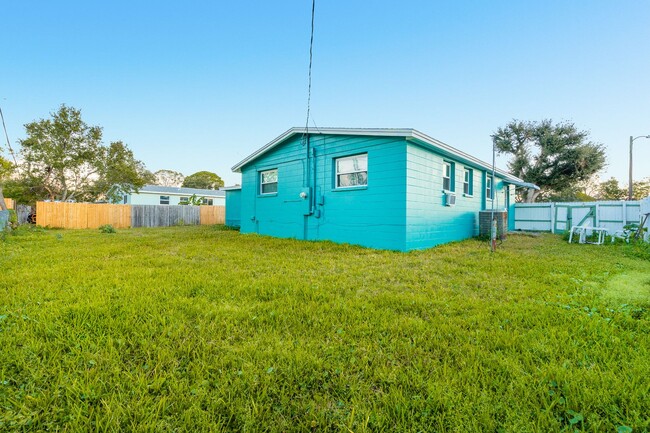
0;226;649;432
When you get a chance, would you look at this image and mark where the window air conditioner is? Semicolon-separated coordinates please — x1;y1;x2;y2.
445;192;456;206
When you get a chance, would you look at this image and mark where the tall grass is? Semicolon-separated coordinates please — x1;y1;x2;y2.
0;226;648;432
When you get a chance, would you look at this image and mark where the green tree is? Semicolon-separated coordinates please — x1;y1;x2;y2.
492;120;606;202
182;171;224;189
92;141;154;202
0;156;14;211
17;104;151;203
597;177;627;200
154;169;184;187
632;178;650;200
1;107;17;210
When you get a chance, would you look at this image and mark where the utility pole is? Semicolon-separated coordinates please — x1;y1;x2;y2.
629;136;634;200
629;135;650;200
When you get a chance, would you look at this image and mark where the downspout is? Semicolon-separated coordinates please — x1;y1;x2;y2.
304;133;316;216
490;142;497;252
305;134;310;195
310;146;316;215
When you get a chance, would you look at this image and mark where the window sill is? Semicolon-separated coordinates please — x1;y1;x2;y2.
332;186;368;192
258;193;278;198
463;193;473;198
442;189;455;194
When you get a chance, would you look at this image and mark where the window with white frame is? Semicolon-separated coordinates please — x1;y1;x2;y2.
335;154;368;188
180;196;189;204
160;196;170;205
463;168;473;195
442;161;454;191
260;169;278;194
486;176;493;200
202;198;214;205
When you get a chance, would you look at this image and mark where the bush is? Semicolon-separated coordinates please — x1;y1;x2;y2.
99;224;116;234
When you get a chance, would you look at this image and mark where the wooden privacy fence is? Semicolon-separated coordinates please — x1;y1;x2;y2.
36;202;225;229
37;202;131;229
131;205;199;227
3;198;15;210
200;205;225;225
514;199;649;234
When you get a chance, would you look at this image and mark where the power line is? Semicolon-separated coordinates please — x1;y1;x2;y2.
0;106;17;164
302;0;315;144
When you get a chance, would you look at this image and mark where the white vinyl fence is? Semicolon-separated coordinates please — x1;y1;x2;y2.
514;198;650;234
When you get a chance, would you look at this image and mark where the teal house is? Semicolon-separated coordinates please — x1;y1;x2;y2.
226;128;533;251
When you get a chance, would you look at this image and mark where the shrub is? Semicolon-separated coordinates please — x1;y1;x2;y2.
99;224;116;234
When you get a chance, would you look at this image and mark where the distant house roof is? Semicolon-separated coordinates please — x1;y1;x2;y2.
135;185;225;197
231;127;535;187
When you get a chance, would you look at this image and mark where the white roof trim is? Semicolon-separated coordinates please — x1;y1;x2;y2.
136;189;225;197
231;127;528;184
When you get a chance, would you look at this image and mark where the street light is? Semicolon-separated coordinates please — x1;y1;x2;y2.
629;135;650;200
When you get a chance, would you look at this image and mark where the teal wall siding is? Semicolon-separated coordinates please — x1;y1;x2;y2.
306;135;407;250
406;144;481;250
405;143;511;250
239;134;408;250
240;135;307;240
225;189;242;227
238;133;517;251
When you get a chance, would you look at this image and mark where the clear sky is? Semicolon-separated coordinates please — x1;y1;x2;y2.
2;0;649;187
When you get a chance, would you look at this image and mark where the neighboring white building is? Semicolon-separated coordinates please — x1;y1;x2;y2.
122;185;225;206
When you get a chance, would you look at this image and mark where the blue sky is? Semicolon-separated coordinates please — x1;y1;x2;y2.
2;0;649;187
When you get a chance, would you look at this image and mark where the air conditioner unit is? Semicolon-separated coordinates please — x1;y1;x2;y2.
444;192;456;206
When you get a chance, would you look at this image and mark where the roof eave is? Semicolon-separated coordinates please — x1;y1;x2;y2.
231;127;417;173
406;133;525;183
231;127;527;185
232;127;300;173
502;179;540;190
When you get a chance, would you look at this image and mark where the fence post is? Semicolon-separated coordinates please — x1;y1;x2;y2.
550;202;555;234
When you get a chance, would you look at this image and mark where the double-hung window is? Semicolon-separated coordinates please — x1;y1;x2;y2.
335;154;368;188
179;196;189;204
486;176;493;200
260;169;278;194
202;198;214;205
463;168;473;195
160;196;170;205
442;161;454;191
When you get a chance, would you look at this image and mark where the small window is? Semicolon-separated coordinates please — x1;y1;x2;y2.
160;195;170;205
123;195;128;204
202;198;214;205
260;169;278;194
336;154;368;188
486;176;493;200
442;161;454;191
180;196;189;204
463;169;473;195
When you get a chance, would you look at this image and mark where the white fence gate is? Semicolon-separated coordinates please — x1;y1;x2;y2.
514;198;650;234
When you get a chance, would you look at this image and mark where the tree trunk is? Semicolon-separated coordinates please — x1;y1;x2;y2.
0;186;7;211
524;188;541;203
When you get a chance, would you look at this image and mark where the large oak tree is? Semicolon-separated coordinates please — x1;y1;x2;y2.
16;105;152;203
492;120;606;202
182;171;224;189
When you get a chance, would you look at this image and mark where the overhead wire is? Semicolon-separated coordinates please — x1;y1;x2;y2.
302;0;316;146
0;107;17;164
